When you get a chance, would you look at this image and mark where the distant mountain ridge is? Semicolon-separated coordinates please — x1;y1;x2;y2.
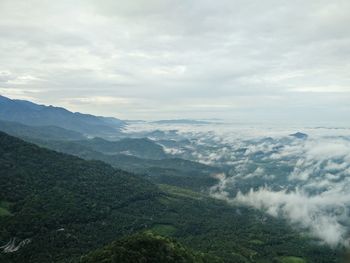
76;137;168;159
0;119;85;141
0;95;125;137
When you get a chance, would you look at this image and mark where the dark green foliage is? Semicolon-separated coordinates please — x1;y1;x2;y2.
0;132;161;262
79;231;222;263
31;138;220;191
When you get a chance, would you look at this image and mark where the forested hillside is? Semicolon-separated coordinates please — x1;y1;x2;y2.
0;131;161;262
79;231;222;263
29;138;220;191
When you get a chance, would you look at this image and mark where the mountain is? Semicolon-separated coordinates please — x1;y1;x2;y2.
0;120;214;190
0;120;85;141
0;132;338;263
0;95;125;137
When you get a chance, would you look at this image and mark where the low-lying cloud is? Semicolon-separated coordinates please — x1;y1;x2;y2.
128;122;350;247
235;186;350;247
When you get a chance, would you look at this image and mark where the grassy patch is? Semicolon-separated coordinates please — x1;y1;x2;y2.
158;184;206;200
278;256;306;263
0;201;12;216
151;224;177;236
158;195;178;205
249;239;264;245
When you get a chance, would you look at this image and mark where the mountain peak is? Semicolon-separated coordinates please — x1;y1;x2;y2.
289;132;308;139
0;94;12;101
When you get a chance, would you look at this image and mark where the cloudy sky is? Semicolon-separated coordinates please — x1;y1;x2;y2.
0;0;349;124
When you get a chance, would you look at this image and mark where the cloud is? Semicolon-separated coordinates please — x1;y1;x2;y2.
63;96;131;105
235;186;350;247
0;0;350;121
129;122;350;247
0;87;42;101
289;85;350;93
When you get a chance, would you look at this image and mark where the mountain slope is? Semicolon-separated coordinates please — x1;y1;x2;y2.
28;138;220;191
0;95;125;136
0;131;161;262
0;120;85;141
76;137;167;159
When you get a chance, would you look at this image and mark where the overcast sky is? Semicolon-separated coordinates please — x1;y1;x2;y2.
0;0;349;124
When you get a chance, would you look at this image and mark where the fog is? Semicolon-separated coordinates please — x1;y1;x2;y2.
126;122;350;247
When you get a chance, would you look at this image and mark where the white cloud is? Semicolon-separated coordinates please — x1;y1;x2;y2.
235;186;350;247
289;85;350;93
63;96;131;105
131;123;350;247
0;0;349;121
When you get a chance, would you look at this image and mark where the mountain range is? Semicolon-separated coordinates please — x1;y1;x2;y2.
0;95;125;137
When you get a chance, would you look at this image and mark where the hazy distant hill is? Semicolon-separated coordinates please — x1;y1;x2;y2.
289;132;308;139
76;137;168;159
0;120;85;141
0;95;125;137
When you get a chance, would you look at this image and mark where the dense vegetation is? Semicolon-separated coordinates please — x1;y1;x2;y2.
0;131;344;262
0;131;161;262
79;231;222;263
31;138;220;191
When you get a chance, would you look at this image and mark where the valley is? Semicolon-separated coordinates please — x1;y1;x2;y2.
0;96;348;262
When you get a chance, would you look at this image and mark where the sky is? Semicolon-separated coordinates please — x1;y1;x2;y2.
0;0;349;124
